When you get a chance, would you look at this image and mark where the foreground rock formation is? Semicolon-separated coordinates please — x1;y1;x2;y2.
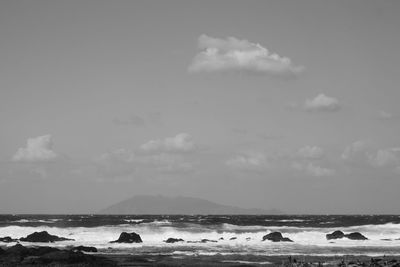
0;244;115;266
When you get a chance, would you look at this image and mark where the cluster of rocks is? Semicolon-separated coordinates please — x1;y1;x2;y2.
0;244;115;266
0;231;74;243
326;230;368;240
0;230;371;247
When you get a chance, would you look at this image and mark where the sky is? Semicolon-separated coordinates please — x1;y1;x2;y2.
0;0;400;214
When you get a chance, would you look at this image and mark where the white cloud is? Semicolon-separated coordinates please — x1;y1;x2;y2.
189;34;303;76
341;140;370;161
226;152;268;172
141;133;196;153
369;148;400;168
298;146;324;159
292;162;335;177
304;94;340;112
13;135;58;162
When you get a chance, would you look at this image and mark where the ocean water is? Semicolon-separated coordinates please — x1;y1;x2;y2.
1;215;400;256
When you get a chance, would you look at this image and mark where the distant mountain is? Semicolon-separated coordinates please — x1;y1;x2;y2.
98;195;282;215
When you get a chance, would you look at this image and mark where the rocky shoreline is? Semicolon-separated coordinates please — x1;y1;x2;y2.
2;244;400;267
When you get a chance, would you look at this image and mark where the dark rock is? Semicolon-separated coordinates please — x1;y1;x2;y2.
262;232;293;242
263;231;282;241
229;237;237;240
219;237;224;240
20;231;74;242
346;232;368;240
110;232;142;243
71;245;98;252
165;238;184;243
326;230;345;240
0;236;18;243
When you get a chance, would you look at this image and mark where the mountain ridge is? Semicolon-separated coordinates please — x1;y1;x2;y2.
98;195;282;215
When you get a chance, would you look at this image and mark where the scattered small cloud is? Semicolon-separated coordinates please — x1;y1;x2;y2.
378;110;393;120
292;145;333;177
297;146;324;159
84;133;199;179
13;135;58;162
93;146;195;178
342;140;400;174
141;133;196;153
226;152;268;172
189;34;304;76
304;94;340;112
292;162;335;177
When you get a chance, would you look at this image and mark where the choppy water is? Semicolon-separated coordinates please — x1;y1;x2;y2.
1;215;400;256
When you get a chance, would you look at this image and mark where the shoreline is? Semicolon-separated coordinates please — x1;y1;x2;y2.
2;244;400;267
92;253;400;266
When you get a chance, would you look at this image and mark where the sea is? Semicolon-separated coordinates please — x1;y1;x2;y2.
1;215;400;257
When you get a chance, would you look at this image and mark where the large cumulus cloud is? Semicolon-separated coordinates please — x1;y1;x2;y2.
189;34;303;76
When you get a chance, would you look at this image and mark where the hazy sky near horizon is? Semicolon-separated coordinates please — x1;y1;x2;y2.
1;0;400;214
